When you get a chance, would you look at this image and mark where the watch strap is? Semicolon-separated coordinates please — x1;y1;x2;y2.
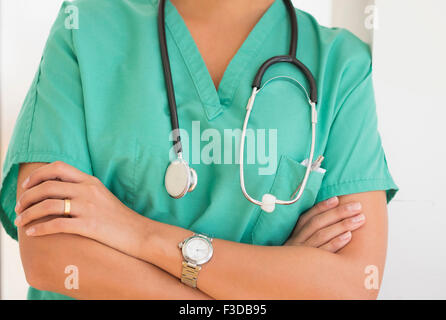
196;233;213;241
181;261;201;288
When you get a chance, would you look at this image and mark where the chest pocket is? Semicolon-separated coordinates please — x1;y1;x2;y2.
251;155;326;246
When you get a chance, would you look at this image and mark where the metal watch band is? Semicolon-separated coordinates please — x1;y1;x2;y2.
194;233;212;241
181;261;201;288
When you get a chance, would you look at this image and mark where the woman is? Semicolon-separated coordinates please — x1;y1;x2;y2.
0;0;397;299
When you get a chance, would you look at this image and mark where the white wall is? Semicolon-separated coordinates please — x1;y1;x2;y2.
294;0;333;27
1;0;445;300
332;0;375;44
300;0;446;299
373;0;446;299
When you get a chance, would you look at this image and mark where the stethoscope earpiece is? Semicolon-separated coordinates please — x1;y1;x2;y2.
165;158;197;199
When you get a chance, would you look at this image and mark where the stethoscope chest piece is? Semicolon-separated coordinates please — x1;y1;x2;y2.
165;158;197;199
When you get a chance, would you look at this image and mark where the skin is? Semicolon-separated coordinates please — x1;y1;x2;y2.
16;163;212;300
13;0;387;299
170;0;277;89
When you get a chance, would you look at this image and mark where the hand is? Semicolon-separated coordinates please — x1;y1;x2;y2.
14;161;148;258
285;197;365;252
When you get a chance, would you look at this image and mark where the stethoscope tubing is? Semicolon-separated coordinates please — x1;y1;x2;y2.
158;0;183;154
238;0;318;207
157;0;317;156
252;55;318;104
239;88;317;207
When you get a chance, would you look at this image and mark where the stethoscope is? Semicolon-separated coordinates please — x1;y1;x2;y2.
159;0;319;213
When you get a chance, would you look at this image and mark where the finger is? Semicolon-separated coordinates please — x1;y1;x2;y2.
296;197;339;229
304;213;366;248
16;180;80;214
15;199;77;227
22;161;89;190
294;202;362;243
25;217;81;237
319;231;352;253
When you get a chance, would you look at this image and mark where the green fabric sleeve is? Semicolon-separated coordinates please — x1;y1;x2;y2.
316;58;398;203
0;2;92;240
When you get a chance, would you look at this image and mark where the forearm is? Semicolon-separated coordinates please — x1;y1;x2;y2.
19;219;212;300
138;192;387;299
17;163;211;299
142;220;365;299
15;163;386;299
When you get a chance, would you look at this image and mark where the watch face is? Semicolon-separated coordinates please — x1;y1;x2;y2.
183;236;213;265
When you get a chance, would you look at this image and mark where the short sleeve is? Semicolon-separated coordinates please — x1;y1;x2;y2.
316;57;398;204
0;2;92;240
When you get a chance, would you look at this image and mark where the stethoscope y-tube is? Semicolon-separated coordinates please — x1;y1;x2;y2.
159;0;319;213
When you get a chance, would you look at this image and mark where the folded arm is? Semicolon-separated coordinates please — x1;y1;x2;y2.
144;191;388;299
16;161;386;299
17;163;212;300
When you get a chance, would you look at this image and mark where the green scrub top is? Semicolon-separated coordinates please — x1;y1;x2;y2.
0;0;398;300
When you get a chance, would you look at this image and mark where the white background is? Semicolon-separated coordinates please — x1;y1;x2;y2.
1;0;445;299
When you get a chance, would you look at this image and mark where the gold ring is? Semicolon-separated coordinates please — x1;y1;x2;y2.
64;199;71;216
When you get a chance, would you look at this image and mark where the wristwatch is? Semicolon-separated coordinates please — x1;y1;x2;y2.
178;233;213;288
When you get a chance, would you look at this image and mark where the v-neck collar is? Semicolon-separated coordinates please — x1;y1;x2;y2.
163;0;285;120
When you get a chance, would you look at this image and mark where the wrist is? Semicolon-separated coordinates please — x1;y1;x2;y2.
138;218;195;278
134;214;159;262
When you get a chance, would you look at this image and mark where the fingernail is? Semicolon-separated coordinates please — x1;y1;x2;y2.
327;197;338;205
14;215;22;226
15;201;21;212
352;214;365;223
26;227;35;236
22;177;30;188
347;202;361;212
340;231;352;240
